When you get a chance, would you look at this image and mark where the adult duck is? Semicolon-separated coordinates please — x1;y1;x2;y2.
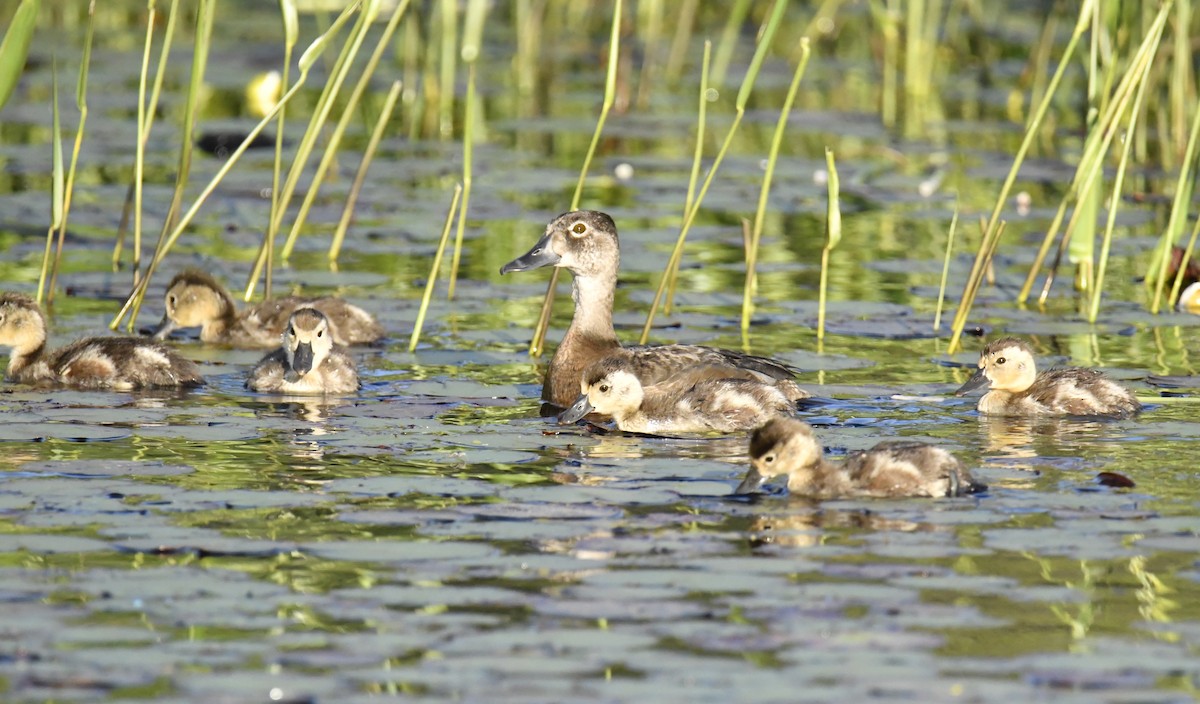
501;210;803;408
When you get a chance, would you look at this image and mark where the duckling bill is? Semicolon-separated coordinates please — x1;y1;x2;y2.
955;337;1140;418
735;417;983;499
501;211;805;408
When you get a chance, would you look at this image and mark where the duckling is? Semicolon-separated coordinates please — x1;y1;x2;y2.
558;359;797;434
734;417;983;498
0;292;203;390
246;308;359;394
149;269;383;348
955;337;1141;418
500;210;805;408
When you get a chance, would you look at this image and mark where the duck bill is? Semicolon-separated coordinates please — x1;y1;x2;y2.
734;469;766;495
557;394;593;424
954;367;991;396
290;342;315;378
500;233;560;274
147;314;176;340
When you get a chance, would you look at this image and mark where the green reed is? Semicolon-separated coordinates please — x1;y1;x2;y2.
447;0;488;299
740;38;811;336
112;0;179;276
946;0;1096;355
409;184;463;352
261;0;299;299
0;0;39;111
640;0;788;344
528;0;623;357
331;80;403;264
110;4;361;331
278;0;410;263
932;203;959;331
817;147;841;344
36;61;62;306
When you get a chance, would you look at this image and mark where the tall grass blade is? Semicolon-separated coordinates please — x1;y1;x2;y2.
410;184;464;352
36;59;62;304
529;0;623;357
643;0;788;342
0;0;39;111
331;80;402;263
741;38;811;334
933;203;959;331
817;147;841;344
448;0;489;299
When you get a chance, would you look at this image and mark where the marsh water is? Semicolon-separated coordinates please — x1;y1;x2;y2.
1;3;1198;702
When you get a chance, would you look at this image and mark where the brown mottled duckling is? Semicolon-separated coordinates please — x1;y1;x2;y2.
0;292;203;390
735;417;983;498
149;269;383;349
500;210;804;408
955;337;1140;418
246;308;359;394
559;359;797;434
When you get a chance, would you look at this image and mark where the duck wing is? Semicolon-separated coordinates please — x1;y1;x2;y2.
843;442;981;497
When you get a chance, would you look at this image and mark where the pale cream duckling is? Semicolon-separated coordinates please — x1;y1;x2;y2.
246;308;359;394
500;210;805;408
955;337;1140;418
0;292;204;390
558;359;797;434
734;417;983;498
150;269;383;349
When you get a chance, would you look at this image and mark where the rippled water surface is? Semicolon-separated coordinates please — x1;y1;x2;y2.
0;3;1198;702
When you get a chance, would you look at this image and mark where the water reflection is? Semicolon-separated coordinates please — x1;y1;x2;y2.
745;504;929;549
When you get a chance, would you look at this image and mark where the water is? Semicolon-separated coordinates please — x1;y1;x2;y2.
0;3;1198;702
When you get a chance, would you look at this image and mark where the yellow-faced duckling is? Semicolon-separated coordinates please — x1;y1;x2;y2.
150;269;383;349
955;337;1140;418
247;308;359;394
500;211;804;408
559;359;797;434
0;292;203;390
734;417;983;498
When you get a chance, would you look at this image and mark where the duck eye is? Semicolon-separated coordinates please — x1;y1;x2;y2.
167;294;177;310
572;222;587;235
764;454;776;464
288;326;295;337
598;384;610;393
996;356;1006;365
317;329;323;338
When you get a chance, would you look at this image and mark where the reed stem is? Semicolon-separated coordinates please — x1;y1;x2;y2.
330;80;402;263
409;184;464;352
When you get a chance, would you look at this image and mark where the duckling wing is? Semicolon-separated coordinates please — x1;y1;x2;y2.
246;348;290;391
1029;368;1141;418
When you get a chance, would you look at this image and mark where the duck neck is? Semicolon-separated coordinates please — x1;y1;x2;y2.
201;306;239;343
562;271;619;347
789;459;854;497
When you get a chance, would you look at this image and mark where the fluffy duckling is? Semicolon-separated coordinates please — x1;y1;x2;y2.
500;210;804;408
955;337;1141;418
246;308;359;394
150;269;383;349
0;292;203;390
734;417;983;498
558;359;797;434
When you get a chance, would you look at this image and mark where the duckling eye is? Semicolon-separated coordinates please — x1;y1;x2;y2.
996;356;1006;365
167;294;177;310
763;453;776;464
571;222;587;235
598;384;610;393
287;326;296;337
317;329;323;338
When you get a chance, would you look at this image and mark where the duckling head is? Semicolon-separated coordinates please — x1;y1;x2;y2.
284;308;333;381
0;293;47;355
955;337;1037;397
150;269;236;339
735;417;823;494
558;360;644;424
500;210;619;280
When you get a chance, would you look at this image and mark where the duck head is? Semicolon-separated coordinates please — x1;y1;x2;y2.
149;269;236;339
955;337;1037;396
284;308;333;381
558;360;644;424
735;417;823;494
500;210;620;279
